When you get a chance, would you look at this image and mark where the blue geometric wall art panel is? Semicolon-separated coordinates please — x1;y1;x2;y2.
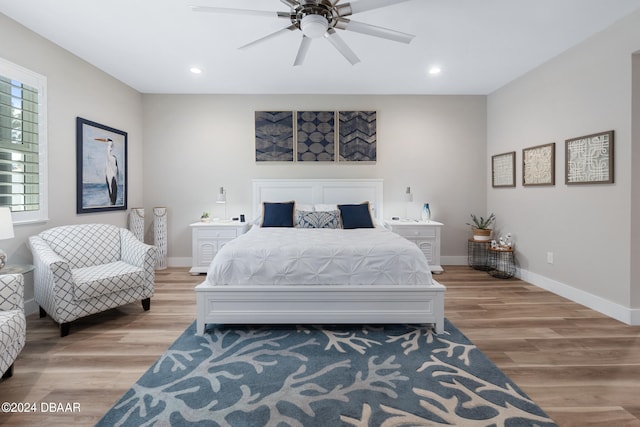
255;111;294;162
297;111;335;162
339;111;377;162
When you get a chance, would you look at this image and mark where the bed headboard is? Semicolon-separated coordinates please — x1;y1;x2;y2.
252;179;384;223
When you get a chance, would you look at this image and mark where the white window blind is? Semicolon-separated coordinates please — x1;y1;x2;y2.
0;58;47;223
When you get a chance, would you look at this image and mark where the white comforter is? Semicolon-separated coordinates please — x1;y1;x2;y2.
205;226;433;286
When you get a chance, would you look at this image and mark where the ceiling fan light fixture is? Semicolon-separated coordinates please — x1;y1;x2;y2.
301;14;328;38
193;0;415;66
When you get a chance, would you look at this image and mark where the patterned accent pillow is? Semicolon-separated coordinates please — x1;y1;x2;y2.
296;210;341;229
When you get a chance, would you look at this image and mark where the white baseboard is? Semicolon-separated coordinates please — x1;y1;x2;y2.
167;257;191;268
441;256;467;266
25;298;38;316
440;258;638;325
518;268;638;326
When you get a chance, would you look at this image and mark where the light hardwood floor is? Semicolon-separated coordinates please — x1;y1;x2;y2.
1;266;640;426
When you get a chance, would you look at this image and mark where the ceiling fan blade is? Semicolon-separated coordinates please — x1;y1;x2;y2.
280;0;299;8
336;0;411;17
293;36;312;66
190;6;289;19
239;25;297;50
337;19;414;44
325;28;360;65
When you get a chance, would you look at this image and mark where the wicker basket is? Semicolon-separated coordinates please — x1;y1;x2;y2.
472;228;492;241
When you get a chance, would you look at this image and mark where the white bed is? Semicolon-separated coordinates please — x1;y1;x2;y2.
195;179;446;334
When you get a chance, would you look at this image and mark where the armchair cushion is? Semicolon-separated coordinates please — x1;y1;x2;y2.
73;261;147;301
0;274;26;378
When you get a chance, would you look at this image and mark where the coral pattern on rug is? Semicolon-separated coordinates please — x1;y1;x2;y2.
97;320;557;427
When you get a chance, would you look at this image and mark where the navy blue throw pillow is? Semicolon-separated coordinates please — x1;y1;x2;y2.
261;202;295;227
338;202;374;229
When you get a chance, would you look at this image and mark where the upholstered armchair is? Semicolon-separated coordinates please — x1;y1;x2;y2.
29;224;157;337
0;273;26;380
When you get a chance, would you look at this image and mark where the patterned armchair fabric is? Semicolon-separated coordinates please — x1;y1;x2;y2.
29;224;157;336
0;273;26;379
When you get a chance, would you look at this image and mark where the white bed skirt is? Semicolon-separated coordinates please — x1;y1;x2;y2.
195;281;446;335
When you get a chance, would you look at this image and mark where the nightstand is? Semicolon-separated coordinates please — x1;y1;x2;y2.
189;221;250;275
385;220;443;274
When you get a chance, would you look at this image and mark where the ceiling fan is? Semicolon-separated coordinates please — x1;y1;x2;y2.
191;0;415;66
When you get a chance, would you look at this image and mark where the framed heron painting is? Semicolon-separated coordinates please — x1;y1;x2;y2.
76;117;128;213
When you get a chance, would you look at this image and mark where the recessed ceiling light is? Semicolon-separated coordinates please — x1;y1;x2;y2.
428;66;442;75
190;67;202;74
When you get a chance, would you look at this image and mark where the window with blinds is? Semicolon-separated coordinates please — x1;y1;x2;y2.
0;57;47;223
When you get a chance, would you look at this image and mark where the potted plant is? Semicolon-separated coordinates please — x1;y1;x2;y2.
466;213;495;241
200;211;211;222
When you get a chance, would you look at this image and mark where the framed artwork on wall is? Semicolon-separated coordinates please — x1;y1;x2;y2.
491;151;516;188
339;111;377;162
76;117;127;214
254;110;378;163
297;111;335;161
522;143;555;186
565;130;614;185
255;111;294;162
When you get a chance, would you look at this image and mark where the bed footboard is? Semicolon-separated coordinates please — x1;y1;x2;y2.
195;282;446;335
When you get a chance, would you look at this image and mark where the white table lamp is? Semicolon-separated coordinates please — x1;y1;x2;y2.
0;207;15;270
403;186;413;220
216;187;227;219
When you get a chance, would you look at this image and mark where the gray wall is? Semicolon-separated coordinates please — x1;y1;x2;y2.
632;52;640;309
0;14;144;307
487;10;640;322
141;94;487;265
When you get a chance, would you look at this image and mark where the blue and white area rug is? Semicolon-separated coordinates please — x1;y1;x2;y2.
98;320;556;426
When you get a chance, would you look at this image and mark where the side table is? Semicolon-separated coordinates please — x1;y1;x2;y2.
487;247;516;279
467;239;492;271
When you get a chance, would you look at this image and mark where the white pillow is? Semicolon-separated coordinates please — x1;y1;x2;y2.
295;203;315;212
314;203;338;211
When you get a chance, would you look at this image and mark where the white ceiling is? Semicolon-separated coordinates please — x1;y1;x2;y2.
2;0;640;95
